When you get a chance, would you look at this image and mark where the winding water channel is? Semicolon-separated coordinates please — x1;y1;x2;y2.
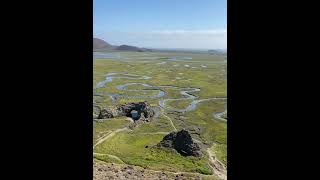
94;72;227;122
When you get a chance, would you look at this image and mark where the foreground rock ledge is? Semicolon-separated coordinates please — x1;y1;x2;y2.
93;160;202;180
158;129;202;157
98;101;156;121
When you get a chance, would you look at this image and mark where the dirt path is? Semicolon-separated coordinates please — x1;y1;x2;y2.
213;110;227;122
93;127;226;179
162;112;177;131
93;127;129;149
94;158;224;180
93;127;129;165
95;129;118;142
93;152;125;164
93;113;227;179
207;148;227;180
137;132;170;135
126;117;134;123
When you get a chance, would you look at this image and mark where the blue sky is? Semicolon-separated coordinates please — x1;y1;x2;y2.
94;0;227;49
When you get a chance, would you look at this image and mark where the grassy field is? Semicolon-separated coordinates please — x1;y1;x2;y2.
93;51;227;177
93;130;213;174
93;117;131;143
210;143;227;168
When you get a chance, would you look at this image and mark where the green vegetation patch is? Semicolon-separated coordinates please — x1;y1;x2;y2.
93;117;131;143
93;153;125;164
211;144;227;168
94;131;212;174
93;51;227;175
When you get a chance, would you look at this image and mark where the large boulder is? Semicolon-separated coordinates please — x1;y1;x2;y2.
118;101;154;120
158;129;202;157
97;101;156;121
98;108;114;118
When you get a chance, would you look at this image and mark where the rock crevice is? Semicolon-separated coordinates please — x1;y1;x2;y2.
98;101;156;121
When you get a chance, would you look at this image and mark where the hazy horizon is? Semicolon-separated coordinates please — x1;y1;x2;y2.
94;0;227;49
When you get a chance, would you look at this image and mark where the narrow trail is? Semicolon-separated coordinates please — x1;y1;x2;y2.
94;157;219;179
95;130;111;142
93;110;226;179
161;111;177;131
94;70;227;179
93;152;125;164
93;127;129;149
93;126;226;179
126;117;135;123
137;132;170;135
93;127;130;166
213;110;227;122
207;148;227;180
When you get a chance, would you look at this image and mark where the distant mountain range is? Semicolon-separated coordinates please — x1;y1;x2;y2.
93;37;226;55
93;38;151;52
208;49;227;55
93;38;112;49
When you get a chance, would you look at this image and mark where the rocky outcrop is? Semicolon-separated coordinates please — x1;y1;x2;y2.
93;160;202;180
158;129;202;157
98;101;156;121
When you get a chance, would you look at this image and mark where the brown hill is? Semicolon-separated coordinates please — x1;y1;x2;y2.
93;37;151;52
115;45;145;52
93;38;112;49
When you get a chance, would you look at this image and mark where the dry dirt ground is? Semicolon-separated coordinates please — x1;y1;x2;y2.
93;159;205;180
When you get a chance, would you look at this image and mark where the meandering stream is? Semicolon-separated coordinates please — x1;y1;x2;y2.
94;72;227;120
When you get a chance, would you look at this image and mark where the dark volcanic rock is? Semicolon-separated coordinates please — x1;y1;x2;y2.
98;108;114;118
118;101;154;120
98;101;156;121
158;129;202;157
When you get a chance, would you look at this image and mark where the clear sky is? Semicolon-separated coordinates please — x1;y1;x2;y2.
94;0;227;49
